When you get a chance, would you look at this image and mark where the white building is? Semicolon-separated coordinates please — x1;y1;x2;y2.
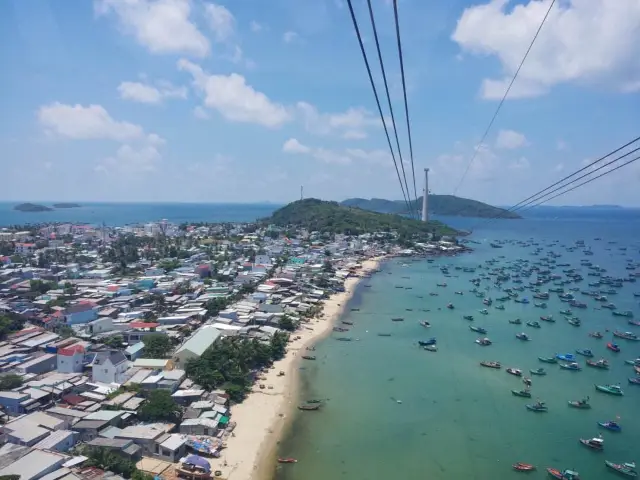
92;350;129;384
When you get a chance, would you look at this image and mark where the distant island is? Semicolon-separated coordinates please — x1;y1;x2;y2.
14;203;53;212
264;198;460;237
52;203;81;208
341;195;521;219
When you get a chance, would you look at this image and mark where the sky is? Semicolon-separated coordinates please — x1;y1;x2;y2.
1;0;639;206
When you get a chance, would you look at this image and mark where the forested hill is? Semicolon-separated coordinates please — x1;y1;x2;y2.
263;199;459;236
341;195;521;219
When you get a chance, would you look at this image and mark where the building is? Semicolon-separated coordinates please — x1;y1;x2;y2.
124;342;145;361
173;326;221;367
64;303;98;325
57;344;85;373
14;243;36;255
0;448;68;480
91;351;128;384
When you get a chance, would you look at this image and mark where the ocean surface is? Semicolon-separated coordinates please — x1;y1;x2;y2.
0;202;281;227
275;208;640;480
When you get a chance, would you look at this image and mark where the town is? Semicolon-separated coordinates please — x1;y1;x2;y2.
0;219;465;480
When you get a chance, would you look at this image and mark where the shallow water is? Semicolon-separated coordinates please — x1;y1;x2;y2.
276;210;640;480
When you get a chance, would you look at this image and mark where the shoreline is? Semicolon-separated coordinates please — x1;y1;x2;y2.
210;256;385;480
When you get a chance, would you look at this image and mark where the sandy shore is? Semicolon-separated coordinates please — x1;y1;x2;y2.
210;257;384;480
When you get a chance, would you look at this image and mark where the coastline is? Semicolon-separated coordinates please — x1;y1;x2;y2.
210;256;385;480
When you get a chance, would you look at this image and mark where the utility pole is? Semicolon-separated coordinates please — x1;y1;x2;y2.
421;168;429;222
300;185;304;201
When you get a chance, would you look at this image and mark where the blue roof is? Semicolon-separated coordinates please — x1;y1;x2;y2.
125;342;145;355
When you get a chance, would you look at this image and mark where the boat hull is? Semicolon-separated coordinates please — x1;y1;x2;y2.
604;461;638;478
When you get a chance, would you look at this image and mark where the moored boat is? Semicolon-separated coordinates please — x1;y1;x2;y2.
469;325;487;334
509;318;523;324
538;356;558;364
513;463;536;472
479;308;489;315
418;338;437;347
463;315;474;321
546;468;580;480
629;377;640;385
559;362;581;371
540;315;555;322
526;401;548;412
530;367;546;375
579;436;604;451
595;384;624;396
589;331;604;339
512;389;532;397
278;458;298;464
516;332;530;341
556;353;576;362
526;321;541;329
419;321;431;328
476;337;492;346
613;331;639;341
598;420;622;432
507;367;523;377
301;355;316;360
586;358;609;369
568;397;590;409
604;460;637;478
447;303;454;309
607;342;621;353
298;403;321;411
480;360;502;369
575;349;593;357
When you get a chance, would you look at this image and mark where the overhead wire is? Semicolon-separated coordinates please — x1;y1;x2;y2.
392;0;420;216
452;0;557;197
346;0;413;217
365;0;414;217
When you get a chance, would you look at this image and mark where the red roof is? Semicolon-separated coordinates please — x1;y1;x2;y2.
129;321;159;329
59;344;85;356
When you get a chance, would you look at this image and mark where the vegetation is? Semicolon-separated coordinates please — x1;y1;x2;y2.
341;195;521;219
13;202;53;212
141;334;172;359
264;199;458;237
0;373;24;390
277;314;297;331
0;314;24;341
185;333;289;402
82;446;153;480
138;390;182;423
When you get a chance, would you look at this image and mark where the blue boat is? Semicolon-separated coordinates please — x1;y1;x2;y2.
418;338;437;347
556;353;576;362
576;349;594;357
598;421;622;432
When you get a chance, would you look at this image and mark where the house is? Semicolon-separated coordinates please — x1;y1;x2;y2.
0;448;68;480
64;303;98;325
124;342;145;361
115;423;172;455
132;358;173;370
14;243;36;255
91;350;128;384
0;391;31;416
32;429;76;452
155;433;187;462
57;344;85;373
86;437;142;459
173;326;221;367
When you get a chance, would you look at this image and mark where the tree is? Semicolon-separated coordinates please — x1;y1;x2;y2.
141;334;172;359
0;374;23;390
0;314;24;341
138;390;182;423
278;315;297;332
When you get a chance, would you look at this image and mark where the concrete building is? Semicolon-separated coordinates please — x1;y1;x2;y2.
56;344;85;374
91;351;128;384
173;326;221;367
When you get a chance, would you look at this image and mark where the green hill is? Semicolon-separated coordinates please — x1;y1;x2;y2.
264;198;459;237
341;195;520;219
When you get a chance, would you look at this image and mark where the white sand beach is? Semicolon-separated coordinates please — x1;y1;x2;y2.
209;257;383;480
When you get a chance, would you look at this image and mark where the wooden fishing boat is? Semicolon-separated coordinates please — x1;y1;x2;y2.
604;461;637;478
546;468;580;479
301;355;316;360
607;342;621;352
507;368;523;377
579;436;604;451
512;463;536;472
538;356;557;364
525;402;548;412
568;398;591;409
530;367;546;375
595;384;623;396
512;389;532;398
278;458;298;464
480;361;501;369
298;404;321;411
586;359;609;369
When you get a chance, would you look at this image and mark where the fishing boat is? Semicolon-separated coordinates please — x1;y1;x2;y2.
540;315;555;322
419;321;431;328
463;315;474;321
512;389;532;397
538;356;558;364
604;461;637;478
507;368;523;377
469;325;487;334
526;321;541;329
298;404;321;411
534;302;547;308
476;337;492;346
525;401;548;412
479;308;489;315
559;362;581;371
418;338;437;347
629;320;640;326
575;349;594;357
277;458;298;464
595;384;624;396
530;367;546;375
613;310;633;318
556;353;576;362
516;332;530;341
391;317;404;322
589;331;604;339
480;360;501;369
567;318;581;327
613;331;639;341
447;303;455;309
301;355;316;360
607;342;621;353
624;358;640;366
560;309;573;316
629;377;640;385
546;468;580;480
598;421;622;432
568;397;591;409
579;436;604;451
495;304;505;310
377;333;392;337
586;358;609;369
509;318;523;325
513;463;536;472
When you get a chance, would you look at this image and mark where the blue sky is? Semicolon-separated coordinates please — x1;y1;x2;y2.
1;0;639;206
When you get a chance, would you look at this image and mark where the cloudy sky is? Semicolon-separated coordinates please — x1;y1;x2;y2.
1;0;639;206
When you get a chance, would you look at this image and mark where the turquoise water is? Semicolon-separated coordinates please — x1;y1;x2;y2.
276;211;640;480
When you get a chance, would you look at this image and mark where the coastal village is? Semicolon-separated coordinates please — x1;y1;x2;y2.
0;217;465;480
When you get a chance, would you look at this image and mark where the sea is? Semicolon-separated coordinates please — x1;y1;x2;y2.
274;207;640;480
3;201;640;479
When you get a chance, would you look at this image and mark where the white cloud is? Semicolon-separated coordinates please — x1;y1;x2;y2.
118;80;187;104
296;102;380;139
38;102;145;141
250;21;263;32
495;129;528;149
557;139;568;151
204;3;235;42
193;105;210;120
283;31;299;43
553;162;564;172
98;144;161;173
283;139;393;166
283;138;310;154
452;0;640;98
509;156;530;170
178;59;292;128
95;0;209;57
